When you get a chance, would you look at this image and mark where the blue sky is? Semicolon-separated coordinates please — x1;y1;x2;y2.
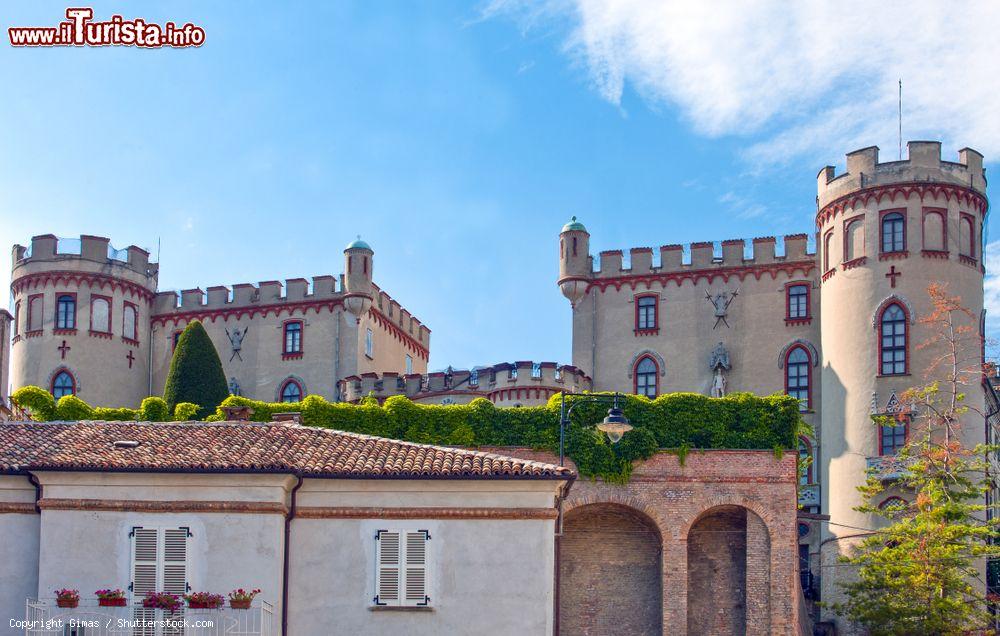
2;2;998;370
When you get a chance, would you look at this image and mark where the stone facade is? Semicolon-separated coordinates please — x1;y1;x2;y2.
558;141;989;631
8;235;429;408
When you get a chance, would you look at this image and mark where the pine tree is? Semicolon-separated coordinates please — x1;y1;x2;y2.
163;320;228;420
833;284;1000;634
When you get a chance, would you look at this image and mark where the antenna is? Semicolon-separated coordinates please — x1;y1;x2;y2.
156;236;161;263
898;79;902;160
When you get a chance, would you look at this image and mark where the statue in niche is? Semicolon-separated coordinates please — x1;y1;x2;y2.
228;376;241;396
709;342;731;398
705;288;740;329
226;326;248;361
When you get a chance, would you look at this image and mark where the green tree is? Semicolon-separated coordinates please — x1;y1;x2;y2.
163;320;228;419
833;284;1000;634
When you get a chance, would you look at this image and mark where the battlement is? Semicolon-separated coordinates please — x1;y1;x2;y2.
12;234;158;279
151;276;429;340
817;141;987;210
341;361;591;403
590;234;814;278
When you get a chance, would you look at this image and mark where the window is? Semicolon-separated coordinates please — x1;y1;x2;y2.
823;231;834;271
131;526;189;624
636;295;658;331
469;369;479;385
90;296;110;333
787;284;809;320
365;328;373;358
881;211;906;253
960;214;976;257
634;356;658;398
798;437;813;485
844;217;864;261
172;330;183;350
280;379;302;403
880;416;908;455
13;301;20;335
27;294;43;332
786;346;811;410
123;303;138;341
51;370;75;398
509;365;517;380
405;354;413;375
880;303;907;375
374;529;429;607
878;496;907;513
284;321;302;354
531;363;541;378
56;294;76;330
923;210;945;251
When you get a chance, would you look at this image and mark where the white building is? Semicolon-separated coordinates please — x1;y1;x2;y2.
0;417;572;635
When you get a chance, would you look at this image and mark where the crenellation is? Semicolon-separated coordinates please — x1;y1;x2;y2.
630;248;653;274
598;250;623;275
285;278;309;301
312;275;336;296
80;235;109;262
257;281;282;303
180;288;205;308
659;245;683;270
752;237;776;263
30;234;58;259
126;245;151;273
205;286;229;306
690;241;714;268
232;283;257;305
721;239;745;263
153;291;179;313
781;234;810;260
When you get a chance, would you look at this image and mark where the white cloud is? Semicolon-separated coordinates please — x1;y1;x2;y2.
485;1;1000;166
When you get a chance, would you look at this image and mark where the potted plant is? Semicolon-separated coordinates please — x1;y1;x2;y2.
141;592;182;612
228;589;261;610
184;592;224;609
96;589;127;607
55;589;80;608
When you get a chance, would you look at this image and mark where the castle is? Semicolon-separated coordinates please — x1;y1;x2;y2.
0;141;992;632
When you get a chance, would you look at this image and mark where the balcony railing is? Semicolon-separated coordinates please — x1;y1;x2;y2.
24;598;273;635
798;483;820;508
866;455;914;481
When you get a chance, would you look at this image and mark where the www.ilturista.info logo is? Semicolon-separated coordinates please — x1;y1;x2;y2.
8;8;205;48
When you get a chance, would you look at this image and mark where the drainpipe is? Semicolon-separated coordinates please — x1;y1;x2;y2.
334;312;341;401
281;472;304;635
26;471;41;513
590;291;597;381
553;476;575;636
147;325;155;397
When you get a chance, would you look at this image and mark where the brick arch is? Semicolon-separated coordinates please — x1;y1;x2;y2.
563;492;667;536
678;498;778;541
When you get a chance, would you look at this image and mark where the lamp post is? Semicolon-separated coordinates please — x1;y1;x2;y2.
558;392;633;466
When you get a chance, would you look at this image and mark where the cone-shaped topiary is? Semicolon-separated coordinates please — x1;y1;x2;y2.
163;320;228;420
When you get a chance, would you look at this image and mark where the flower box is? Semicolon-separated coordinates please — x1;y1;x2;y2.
56;598;79;608
229;599;252;610
54;589;79;609
99;598;128;607
185;592;224;609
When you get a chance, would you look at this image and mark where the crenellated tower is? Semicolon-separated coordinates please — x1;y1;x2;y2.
343;236;374;322
558;217;591;307
9;234;159;408
816;142;988;625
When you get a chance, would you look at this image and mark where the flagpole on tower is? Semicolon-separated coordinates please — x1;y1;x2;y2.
898;79;902;160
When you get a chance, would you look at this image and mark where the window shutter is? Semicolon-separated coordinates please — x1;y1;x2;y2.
132;527;158;596
375;531;400;605
403;531;429;606
162;528;189;595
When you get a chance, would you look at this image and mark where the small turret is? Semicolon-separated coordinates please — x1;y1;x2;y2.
343;236;374;321
558;217;591;306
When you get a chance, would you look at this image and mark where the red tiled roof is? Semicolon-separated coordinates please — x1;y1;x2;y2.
0;421;573;479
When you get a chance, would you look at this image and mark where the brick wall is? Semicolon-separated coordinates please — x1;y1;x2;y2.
687;506;747;634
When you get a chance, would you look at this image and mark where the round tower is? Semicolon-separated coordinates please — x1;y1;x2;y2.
9;234;159;408
558;217;591;306
342;236;374;322
816;142;988;621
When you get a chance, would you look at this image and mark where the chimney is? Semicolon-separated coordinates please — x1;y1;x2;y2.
272;412;302;426
221;406;254;421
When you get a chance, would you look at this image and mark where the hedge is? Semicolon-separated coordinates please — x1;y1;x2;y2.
11;386;805;481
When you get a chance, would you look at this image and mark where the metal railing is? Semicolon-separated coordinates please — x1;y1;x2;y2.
797;483;820;507
866;455;914;481
24;599;273;636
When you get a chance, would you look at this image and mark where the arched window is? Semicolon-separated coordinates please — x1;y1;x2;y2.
56;294;76;330
27;294;43;332
823;230;834;271
922;210;945;251
786;346;811;410
880;303;907;375
878;496;907;516
798;437;813;485
51;370;75;399
280;379;303;403
90;296;110;333
844;217;864;261
634;356;658;398
960;214;976;257
122;303;137;341
881;211;906;253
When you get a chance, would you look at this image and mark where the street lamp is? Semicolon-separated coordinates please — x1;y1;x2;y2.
558;392;633;465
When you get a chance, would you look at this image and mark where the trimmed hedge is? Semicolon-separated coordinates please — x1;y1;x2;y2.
11;386;805;481
163;320;228;420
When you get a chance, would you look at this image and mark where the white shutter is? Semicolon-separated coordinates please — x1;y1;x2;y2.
131;528;158;636
162;528;189;595
375;531;400;605
403;531;429;606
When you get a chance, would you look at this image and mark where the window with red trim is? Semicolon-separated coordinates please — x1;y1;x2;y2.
881;211;906;253
785;346;811;411
634;356;658;398
122;303;138;341
880;415;908;455
27;294;43;332
284;320;303;354
56;294;76;330
13;301;20;335
844;217;864;261
90;295;111;333
879;303;907;375
922;209;946;251
635;295;658;331
823;231;834;272
798;437;813;485
960;214;976;258
280;379;303;403
787;284;809;320
51;369;76;398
